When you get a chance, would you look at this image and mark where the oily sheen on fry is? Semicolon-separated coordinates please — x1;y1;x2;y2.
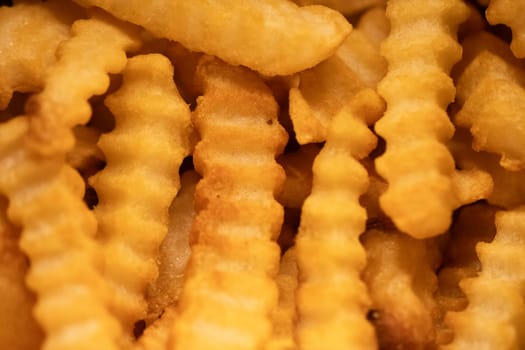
25;11;141;156
89;54;192;333
71;0;351;76
374;0;469;238
0;117;121;350
171;58;287;350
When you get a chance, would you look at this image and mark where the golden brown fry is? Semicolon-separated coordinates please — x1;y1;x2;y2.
72;0;351;76
146;170;199;323
0;196;44;350
89;54;192;333
170;57;288;350
295;90;385;350
66;126;104;178
435;203;498;345
444;206;525;349
451;169;493;206
374;0;469;238
134;307;178;350
266;248;298;350
0;117;121;350
0;0;81;109
486;0;525;58
450;129;525;208
277;144;320;209
25;11;141;156
362;229;441;349
292;0;385;16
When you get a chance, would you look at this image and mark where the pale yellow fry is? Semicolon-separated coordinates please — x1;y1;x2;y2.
134;307;178;350
0;0;80;109
374;0;469;238
25;11;141;156
72;0;351;76
146;170;199;323
362;229;441;349
292;0;385;16
486;0;525;58
356;6;390;49
456;77;525;171
89;54;192;333
434;203;498;345
0;117;121;350
0;196;44;350
444;206;525;349
289;25;385;144
296;89;385;350
266;248;298;350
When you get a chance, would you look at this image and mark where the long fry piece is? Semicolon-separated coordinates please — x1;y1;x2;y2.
89;54;192;333
170;57;288;350
0;117;121;350
295;89;385;350
374;0;469;238
444;206;525;349
25;11;141;156
71;0;350;76
0;196;44;350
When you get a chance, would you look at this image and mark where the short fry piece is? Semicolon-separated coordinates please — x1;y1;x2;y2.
295;89;385;350
486;0;525;58
170;58;288;350
0;196;44;350
444;206;525;349
374;0;469;237
26;11;141;155
362;229;441;349
0;117;121;350
72;0;351;76
90;54;192;332
0;0;80;109
146;170;199;323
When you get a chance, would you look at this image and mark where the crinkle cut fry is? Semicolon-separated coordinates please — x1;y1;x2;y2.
0;196;44;350
25;10;141;156
0;0;80;110
170;57;288;350
374;0;469;238
362;229;441;349
89;54;192;333
0;117;121;350
295;89;385;350
486;0;525;58
71;0;351;76
444;206;525;349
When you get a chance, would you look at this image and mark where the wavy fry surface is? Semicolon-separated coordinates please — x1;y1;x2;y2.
295;89;385;350
89;54;192;332
444;206;525;349
71;0;350;76
170;57;287;350
25;11;141;156
0;196;44;350
374;0;469;238
0;117;121;350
